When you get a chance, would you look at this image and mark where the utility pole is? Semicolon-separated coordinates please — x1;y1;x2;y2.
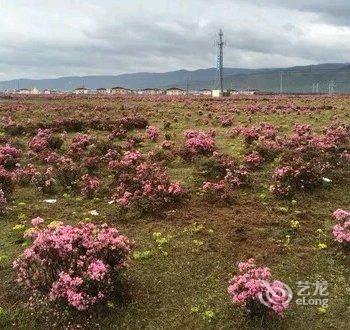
279;71;283;94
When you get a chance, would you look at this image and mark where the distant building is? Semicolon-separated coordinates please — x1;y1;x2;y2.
198;89;212;96
96;87;108;94
74;87;90;94
110;86;131;95
17;88;30;94
212;90;230;97
230;90;259;95
166;87;187;96
138;88;164;95
43;89;51;94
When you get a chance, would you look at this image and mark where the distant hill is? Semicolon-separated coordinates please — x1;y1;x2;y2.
1;63;350;93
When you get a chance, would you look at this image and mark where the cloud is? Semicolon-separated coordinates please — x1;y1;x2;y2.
256;0;350;27
0;0;349;80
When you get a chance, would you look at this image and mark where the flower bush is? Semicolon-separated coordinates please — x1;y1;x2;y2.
271;156;330;197
228;259;290;316
232;123;278;144
333;209;350;244
202;167;248;201
80;174;100;198
197;153;249;201
109;150;183;212
0;166;15;195
29;129;54;152
32;166;57;194
15;164;39;186
161;140;174;150
146;125;160;141
244;151;264;168
68;133;92;155
13;221;131;311
0;189;7;214
0;144;21;169
180;130;216;160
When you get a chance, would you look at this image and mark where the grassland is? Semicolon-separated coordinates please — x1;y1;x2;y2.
0;94;349;329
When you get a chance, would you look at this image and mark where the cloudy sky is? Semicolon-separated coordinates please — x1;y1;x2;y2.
1;0;350;80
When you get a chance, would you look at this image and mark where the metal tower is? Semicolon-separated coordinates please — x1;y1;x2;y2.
216;29;225;93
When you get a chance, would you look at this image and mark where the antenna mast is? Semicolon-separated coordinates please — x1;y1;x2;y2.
216;29;225;93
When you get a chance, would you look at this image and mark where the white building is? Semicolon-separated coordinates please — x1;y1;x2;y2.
110;86;131;95
138;88;164;95
166;87;187;96
17;88;30;94
74;87;90;94
96;88;109;94
212;90;230;97
198;89;212;96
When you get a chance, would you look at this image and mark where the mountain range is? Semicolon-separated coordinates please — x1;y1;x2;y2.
1;63;350;93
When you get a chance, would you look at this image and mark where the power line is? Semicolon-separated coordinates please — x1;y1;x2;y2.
328;80;336;94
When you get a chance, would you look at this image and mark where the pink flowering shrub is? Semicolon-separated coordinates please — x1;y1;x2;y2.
13;221;131;311
333;209;350;245
272;156;330;197
15;164;39;185
161;140;174;150
202;167;248;201
68;133;92;156
221;117;233;127
283;123;350;154
244;151;264;168
293;123;311;137
28;129;64;153
233;123;278;144
255;138;283;161
32;166;57;194
0;166;15;195
146;125;160;141
52;155;81;187
110;125;128;139
29;129;52;152
341;150;350;164
0;144;21;169
180;130;216;160
109;150;183;212
0;189;7;214
80;174;100;198
29;129;64;153
31;216;44;226
228;259;290;316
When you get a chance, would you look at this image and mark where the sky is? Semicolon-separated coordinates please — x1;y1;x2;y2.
1;0;350;80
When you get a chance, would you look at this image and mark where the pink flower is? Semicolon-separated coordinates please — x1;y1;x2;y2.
13;222;131;311
333;208;350;244
168;181;183;195
228;259;289;316
161;140;174;150
31;217;44;227
146;125;160;141
333;209;350;221
87;260;108;281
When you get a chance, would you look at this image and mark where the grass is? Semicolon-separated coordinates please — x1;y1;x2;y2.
0;94;349;329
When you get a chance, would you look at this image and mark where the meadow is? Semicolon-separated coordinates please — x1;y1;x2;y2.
0;93;349;329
